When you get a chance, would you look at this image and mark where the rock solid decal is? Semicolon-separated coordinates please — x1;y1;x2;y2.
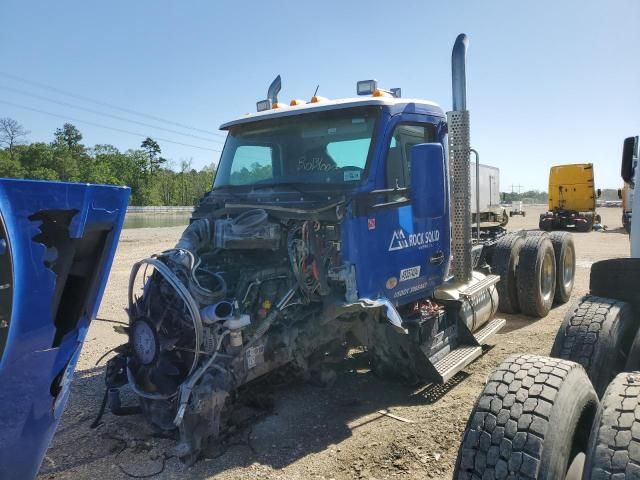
388;229;409;251
388;228;440;252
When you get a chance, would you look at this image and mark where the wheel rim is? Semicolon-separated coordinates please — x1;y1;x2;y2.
541;250;555;302
562;245;575;291
564;452;585;480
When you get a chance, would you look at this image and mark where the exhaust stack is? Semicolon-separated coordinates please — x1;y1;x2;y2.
448;33;473;283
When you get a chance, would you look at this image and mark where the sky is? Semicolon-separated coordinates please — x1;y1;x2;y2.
0;0;638;191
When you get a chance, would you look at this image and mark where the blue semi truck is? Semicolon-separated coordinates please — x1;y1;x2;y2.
100;34;577;463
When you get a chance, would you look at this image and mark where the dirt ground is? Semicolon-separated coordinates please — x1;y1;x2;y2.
37;206;631;480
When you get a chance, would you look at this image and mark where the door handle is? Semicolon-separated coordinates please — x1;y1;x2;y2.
430;251;445;265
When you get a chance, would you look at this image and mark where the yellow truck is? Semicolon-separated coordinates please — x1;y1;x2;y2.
539;163;601;232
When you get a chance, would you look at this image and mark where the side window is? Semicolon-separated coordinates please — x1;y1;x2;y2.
229;145;273;185
385;123;436;189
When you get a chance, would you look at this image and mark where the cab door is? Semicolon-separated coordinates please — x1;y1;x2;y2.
345;116;450;304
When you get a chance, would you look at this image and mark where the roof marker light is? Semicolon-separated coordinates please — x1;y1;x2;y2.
310;95;328;103
357;79;377;96
289;99;306;106
372;89;392;98
271;102;287;109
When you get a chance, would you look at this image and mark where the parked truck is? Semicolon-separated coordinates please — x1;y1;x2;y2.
101;34;575;464
470;161;509;226
510;201;526;217
539;163;602;232
454;137;640;480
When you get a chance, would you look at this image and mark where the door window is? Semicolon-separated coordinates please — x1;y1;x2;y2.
385;123;436;189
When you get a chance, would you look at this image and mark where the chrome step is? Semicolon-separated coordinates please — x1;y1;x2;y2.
460;274;500;297
474;318;506;344
433;345;482;384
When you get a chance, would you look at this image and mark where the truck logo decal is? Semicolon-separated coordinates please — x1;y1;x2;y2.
388;229;409;251
399;266;421;282
389;228;440;251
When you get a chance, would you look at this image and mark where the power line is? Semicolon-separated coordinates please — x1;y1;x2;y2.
0;99;222;153
0;85;225;145
0;71;228;138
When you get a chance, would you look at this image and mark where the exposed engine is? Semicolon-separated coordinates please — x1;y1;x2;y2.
108;209;362;462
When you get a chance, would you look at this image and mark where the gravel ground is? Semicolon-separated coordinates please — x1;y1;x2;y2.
37;206;630;480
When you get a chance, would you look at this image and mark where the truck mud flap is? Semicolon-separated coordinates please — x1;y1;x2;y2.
0;179;129;479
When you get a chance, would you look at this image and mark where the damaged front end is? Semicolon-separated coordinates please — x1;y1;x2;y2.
0;179;129;479
109;201;501;463
109;208;401;462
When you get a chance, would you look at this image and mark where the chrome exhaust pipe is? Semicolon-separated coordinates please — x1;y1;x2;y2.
452;34;468;111
448;33;473;282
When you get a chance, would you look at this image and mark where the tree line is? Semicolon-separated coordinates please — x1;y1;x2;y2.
501;190;549;204
0;117;215;206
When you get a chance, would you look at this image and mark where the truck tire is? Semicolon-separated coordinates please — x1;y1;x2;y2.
523;211;526;217
550;295;633;397
517;235;556;317
454;354;598;480
491;234;524;314
590;258;640;305
575;213;594;233
539;214;554;231
625;329;640;371
548;232;575;304
582;372;640;479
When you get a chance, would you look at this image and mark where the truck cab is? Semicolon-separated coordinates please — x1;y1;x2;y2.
196;93;451;304
540;163;602;231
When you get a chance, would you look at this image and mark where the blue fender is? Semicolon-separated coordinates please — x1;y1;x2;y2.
0;179;129;479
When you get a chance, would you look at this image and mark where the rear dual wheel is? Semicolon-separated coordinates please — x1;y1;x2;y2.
491;232;573;316
548;232;575;305
517;235;556;317
491;234;524;314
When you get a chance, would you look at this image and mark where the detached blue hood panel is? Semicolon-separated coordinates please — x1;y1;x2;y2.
0;179;129;479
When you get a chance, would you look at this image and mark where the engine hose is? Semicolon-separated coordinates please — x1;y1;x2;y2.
160;248;227;305
230;209;268;234
237;266;290;304
175;218;213;252
245;287;297;348
128;257;203;376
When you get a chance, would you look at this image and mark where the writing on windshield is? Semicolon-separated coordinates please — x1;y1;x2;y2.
214;107;379;187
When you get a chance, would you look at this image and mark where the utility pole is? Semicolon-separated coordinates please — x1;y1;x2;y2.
510;184;523;194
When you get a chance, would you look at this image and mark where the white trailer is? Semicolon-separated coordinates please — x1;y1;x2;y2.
470;161;507;225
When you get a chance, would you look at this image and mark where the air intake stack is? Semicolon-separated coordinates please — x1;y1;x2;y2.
448;34;473;283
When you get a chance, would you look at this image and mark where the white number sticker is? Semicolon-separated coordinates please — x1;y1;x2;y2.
399;266;421;282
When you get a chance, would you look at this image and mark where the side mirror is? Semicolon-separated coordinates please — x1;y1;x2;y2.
597;188;602;198
410;143;445;218
621;136;637;185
